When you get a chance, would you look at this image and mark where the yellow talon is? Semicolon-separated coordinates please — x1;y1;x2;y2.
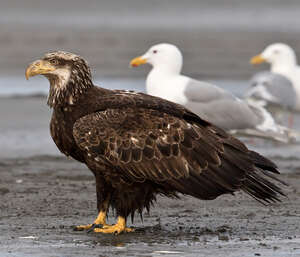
94;226;134;234
93;216;134;234
74;210;107;231
75;224;94;231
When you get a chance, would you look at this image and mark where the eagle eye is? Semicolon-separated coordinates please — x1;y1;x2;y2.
49;59;58;65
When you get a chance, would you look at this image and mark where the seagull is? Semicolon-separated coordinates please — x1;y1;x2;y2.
130;43;295;142
250;43;300;111
246;71;296;110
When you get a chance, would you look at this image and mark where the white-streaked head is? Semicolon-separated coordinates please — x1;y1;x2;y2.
130;43;183;74
251;43;297;69
25;51;93;107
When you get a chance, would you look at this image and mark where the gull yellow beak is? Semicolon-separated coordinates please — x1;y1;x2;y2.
250;55;266;65
130;56;147;67
25;60;56;80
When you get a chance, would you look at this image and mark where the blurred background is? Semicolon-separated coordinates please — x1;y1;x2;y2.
1;0;300;158
1;0;300;79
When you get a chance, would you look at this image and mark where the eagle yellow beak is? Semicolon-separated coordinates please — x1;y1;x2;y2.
130;56;147;67
250;55;266;65
25;60;56;80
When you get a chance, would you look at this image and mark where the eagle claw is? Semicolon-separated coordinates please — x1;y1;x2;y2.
73;223;103;232
87;223;103;233
73;225;84;231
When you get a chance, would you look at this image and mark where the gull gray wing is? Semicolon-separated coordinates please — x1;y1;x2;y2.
183;79;262;131
184;79;235;103
247;71;297;109
185;98;263;131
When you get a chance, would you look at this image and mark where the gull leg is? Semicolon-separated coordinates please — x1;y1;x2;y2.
288;113;294;128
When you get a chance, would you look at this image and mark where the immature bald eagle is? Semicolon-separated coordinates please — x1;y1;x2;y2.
26;51;285;234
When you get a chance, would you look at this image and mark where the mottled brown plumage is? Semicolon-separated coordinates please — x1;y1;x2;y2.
26;51;286;234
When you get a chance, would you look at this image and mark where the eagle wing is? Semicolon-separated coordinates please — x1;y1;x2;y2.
72;106;282;201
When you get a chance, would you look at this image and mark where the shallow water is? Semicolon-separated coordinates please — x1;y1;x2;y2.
0;76;247;97
2;233;300;257
0;77;145;97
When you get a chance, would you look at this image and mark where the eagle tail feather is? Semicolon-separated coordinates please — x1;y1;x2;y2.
242;168;286;203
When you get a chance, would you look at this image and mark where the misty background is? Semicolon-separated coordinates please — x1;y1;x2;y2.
1;0;300;79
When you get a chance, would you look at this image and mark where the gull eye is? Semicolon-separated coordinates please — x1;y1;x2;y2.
153;50;158;54
273;50;279;54
49;59;58;65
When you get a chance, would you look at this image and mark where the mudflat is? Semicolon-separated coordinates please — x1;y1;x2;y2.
0;155;299;257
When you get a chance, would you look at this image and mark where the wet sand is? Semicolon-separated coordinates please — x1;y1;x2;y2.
0;97;300;256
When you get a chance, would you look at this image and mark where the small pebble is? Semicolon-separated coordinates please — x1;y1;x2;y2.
218;234;229;241
0;188;9;195
240;237;249;241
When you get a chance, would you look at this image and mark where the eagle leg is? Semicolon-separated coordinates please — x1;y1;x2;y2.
74;193;111;231
74;210;107;231
93;216;134;234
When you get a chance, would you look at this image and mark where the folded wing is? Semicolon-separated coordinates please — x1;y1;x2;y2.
73;106;285;203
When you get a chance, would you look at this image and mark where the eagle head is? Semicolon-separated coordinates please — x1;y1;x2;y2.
25;51;93;107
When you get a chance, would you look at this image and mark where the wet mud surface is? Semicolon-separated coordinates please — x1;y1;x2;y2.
0;155;299;256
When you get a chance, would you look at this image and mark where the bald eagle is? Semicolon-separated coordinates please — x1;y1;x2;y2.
25;51;286;234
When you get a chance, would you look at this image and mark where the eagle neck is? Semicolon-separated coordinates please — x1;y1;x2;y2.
47;72;93;108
